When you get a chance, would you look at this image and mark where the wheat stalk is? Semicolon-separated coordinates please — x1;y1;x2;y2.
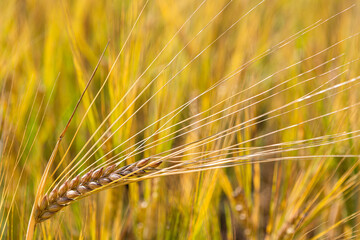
35;159;162;223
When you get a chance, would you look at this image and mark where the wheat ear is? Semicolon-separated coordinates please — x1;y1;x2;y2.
35;159;162;223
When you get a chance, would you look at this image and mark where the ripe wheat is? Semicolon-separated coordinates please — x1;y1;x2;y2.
1;0;359;239
35;159;162;222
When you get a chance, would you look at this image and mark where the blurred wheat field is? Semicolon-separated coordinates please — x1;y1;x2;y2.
1;0;360;239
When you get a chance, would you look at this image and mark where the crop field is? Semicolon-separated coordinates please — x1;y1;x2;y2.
1;0;360;239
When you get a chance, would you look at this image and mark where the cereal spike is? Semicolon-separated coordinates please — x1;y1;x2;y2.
35;160;162;223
